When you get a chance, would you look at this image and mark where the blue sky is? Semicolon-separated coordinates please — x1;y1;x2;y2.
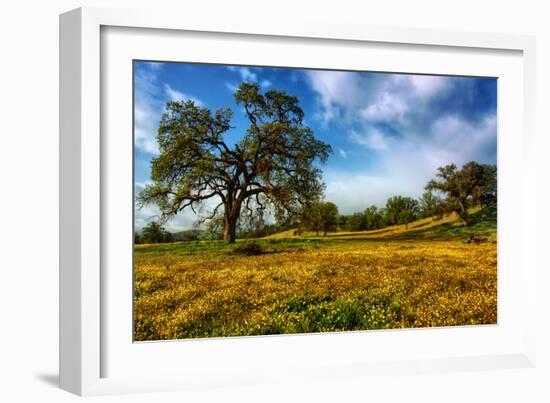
134;61;497;232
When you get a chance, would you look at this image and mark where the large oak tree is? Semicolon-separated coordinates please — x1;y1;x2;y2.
138;82;332;243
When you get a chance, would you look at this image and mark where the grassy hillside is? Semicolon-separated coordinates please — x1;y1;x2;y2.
263;207;496;243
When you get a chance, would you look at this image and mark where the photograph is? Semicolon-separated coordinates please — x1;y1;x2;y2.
133;61;497;341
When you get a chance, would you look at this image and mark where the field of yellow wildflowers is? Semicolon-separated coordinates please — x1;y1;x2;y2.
134;216;497;341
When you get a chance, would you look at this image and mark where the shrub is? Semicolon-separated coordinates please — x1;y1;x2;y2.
233;242;264;256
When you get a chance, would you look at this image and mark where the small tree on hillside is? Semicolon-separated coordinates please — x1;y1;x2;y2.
399;198;419;229
385;196;419;229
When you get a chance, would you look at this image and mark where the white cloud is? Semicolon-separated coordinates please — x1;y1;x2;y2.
147;62;164;71
134;65;206;155
410;75;448;99
304;70;452;128
164;84;184;101
226;78;271;94
225;82;238;93
428;113;497;165
349;128;389;151
225;67;272;93
227;66;257;82
357;74;449;125
134;67;162;154
304;71;495;190
338;148;348;159
164;84;203;106
304;70;368;123
359;91;409;122
324;171;419;214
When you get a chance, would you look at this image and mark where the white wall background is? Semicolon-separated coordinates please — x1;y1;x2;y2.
0;1;548;401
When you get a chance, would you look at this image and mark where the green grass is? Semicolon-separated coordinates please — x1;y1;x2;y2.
136;209;497;260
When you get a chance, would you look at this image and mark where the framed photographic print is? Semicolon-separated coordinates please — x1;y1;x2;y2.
132;61;498;341
60;6;537;396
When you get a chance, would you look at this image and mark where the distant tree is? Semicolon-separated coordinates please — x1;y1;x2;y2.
418;190;443;219
426;161;497;224
347;212;366;232
301;201;338;236
141;221;173;244
363;205;384;230
300;201;323;236
378;207;388;228
338;215;349;230
134;232;142;244
137;82;331;244
198;229;223;241
399;198;419;229
319;202;339;236
385;196;401;226
175;229;202;242
385;196;419;229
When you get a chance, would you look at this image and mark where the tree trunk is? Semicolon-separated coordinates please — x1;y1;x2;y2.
223;203;240;244
457;200;469;225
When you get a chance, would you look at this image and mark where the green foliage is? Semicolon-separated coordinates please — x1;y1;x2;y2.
388;204;497;242
385;196;419;228
301;201;339;235
140;221;173;244
300;201;322;235
172;229;203;242
418;190;443;219
426;161;497;224
346;212;366;231
319;202;339;235
338;215;348;230
339;207;385;232
363;205;385;230
137;82;331;243
233;242;264;256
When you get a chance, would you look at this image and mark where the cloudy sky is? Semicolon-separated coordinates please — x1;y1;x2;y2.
134;61;497;232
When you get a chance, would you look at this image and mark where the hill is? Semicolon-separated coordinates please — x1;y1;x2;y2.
263;206;496;242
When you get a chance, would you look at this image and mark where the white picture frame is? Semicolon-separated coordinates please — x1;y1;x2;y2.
59;6;537;396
